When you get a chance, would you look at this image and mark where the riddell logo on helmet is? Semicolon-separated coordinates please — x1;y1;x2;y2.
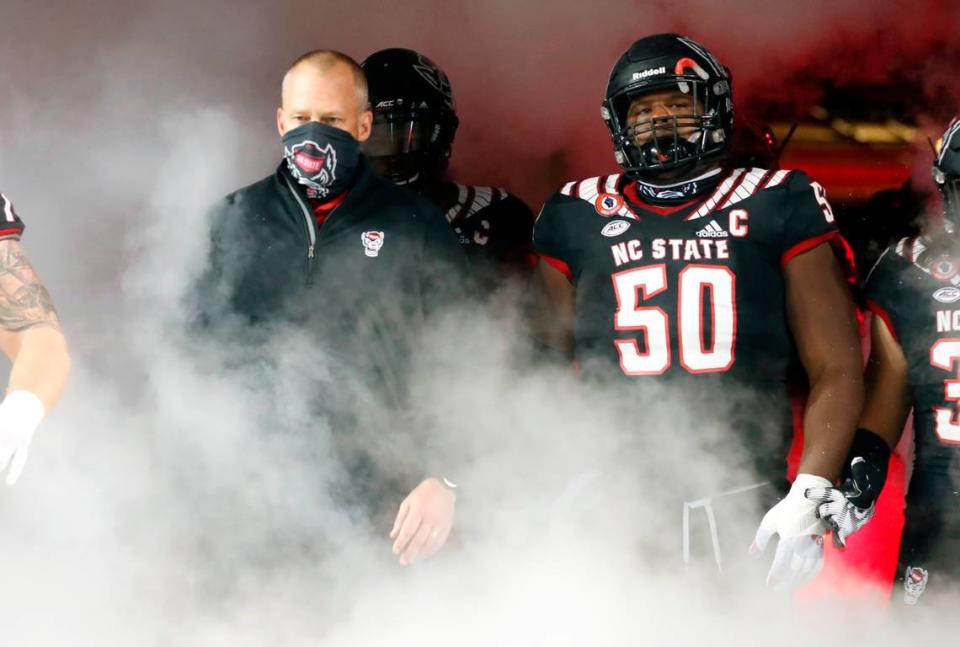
632;66;666;81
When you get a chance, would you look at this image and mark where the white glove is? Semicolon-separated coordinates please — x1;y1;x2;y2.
751;473;831;591
0;390;45;485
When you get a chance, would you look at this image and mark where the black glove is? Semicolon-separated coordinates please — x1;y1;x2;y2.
804;428;891;548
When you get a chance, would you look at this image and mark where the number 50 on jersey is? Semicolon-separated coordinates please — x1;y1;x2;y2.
613;264;735;375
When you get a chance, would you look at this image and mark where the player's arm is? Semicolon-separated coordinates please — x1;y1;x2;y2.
528;194;576;362
753;242;862;588
531;257;575;356
806;311;908;547
0;239;71;485
489;194;536;273
859;313;910;448
785;243;864;480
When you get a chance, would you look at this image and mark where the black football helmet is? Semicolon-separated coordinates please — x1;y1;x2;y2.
602;33;733;180
934;117;960;227
360;48;459;186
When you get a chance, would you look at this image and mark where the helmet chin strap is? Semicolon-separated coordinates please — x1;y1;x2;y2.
638;166;722;188
394;172;421;186
633;166;723;205
935;177;960;236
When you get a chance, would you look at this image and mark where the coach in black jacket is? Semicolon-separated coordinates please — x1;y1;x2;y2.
196;50;469;566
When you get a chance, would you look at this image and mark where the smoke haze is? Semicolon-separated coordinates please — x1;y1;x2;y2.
1;0;959;644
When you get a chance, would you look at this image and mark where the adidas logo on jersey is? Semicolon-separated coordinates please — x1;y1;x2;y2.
695;220;728;238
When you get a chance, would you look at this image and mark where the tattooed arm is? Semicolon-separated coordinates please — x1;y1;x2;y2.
0;196;71;483
0;239;70;410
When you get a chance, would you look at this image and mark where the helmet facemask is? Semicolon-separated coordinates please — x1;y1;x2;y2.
363;108;450;186
604;77;725;180
934;166;960;228
933;118;960;231
361;49;460;190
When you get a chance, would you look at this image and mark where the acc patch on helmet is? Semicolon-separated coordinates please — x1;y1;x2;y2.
595;193;624;216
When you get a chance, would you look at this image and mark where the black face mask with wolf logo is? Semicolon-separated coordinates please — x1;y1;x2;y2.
282;121;360;199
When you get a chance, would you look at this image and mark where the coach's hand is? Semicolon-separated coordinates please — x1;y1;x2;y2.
390;477;456;565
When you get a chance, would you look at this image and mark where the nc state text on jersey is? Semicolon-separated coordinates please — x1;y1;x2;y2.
611;238;730;266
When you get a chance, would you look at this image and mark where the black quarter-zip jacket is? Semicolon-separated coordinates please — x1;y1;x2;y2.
195;157;470;414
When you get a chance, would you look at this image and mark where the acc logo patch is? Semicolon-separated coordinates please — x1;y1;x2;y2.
931;257;958;280
594;193;623;216
601;220;631;237
933;286;960;303
361;231;385;257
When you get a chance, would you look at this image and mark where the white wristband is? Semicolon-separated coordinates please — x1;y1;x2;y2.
0;390;46;438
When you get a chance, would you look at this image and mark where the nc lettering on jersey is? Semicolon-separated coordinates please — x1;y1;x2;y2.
610;237;730;267
609;211;746;267
935;310;960;333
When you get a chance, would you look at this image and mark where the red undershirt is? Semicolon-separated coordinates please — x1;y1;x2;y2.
308;191;348;229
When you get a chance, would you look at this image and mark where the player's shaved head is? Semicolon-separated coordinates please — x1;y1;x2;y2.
281;49;368;112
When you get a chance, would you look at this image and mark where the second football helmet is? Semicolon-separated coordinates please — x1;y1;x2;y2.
934;117;960;227
361;48;459;186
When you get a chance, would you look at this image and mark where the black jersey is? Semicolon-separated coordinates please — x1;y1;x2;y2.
534;168;840;479
0;193;26;240
865;236;960;485
867;235;960;592
535;168;838;384
430;183;534;293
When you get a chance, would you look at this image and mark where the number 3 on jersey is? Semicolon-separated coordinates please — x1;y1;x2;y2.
929;339;960;443
612;265;736;375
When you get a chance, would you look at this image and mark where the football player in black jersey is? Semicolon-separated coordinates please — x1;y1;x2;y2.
533;33;863;589
361;48;535;297
817;118;960;605
0;193;70;485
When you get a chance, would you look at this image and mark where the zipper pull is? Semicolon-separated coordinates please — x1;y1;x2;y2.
308;245;315;259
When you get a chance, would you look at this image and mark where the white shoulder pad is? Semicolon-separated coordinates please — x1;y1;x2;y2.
560;175;622;202
894;235;926;264
446;184;508;222
686;168;791;221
